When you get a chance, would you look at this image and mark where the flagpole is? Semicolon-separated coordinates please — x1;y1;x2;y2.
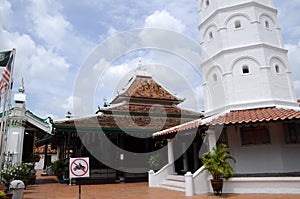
0;49;15;169
6;48;16;110
0;87;9;168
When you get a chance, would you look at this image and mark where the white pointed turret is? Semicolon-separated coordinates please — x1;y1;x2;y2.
6;79;27;164
198;0;298;116
14;78;26;109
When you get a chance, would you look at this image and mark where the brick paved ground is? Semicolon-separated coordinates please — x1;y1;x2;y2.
23;171;300;199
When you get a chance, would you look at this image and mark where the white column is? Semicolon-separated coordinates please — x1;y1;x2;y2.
206;129;216;151
167;138;175;173
148;170;155;187
182;143;188;172
41;143;48;176
185;171;193;196
5;125;25;165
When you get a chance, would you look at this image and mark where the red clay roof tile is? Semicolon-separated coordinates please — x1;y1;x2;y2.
208;107;300;125
153;107;300;137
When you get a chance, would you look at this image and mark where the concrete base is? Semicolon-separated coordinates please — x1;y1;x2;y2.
41;169;48;176
223;177;300;194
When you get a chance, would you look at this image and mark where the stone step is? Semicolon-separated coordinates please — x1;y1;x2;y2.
160;183;185;192
166;175;185;182
159;175;186;193
162;178;185;187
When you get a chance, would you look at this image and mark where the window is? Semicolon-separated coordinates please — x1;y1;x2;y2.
242;65;249;74
284;122;300;144
235;20;242;29
240;125;271;145
265;20;270;29
275;65;280;74
209;31;213;40
213;73;217;82
206;0;210;7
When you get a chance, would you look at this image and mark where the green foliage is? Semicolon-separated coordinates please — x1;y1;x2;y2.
0;190;5;198
51;160;64;176
148;153;165;170
0;163;34;190
51;159;68;178
201;144;236;180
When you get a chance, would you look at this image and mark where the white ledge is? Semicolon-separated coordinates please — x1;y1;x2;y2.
226;177;300;182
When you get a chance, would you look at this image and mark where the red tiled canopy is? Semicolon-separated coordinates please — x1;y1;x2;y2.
153;118;201;137
153;107;300;137
208;107;300;125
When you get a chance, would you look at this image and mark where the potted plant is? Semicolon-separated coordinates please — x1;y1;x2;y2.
0;190;6;199
51;159;68;183
0;190;10;199
50;160;64;181
201;143;236;195
0;166;14;193
0;163;31;197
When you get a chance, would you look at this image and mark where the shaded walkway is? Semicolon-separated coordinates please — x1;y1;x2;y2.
23;170;300;199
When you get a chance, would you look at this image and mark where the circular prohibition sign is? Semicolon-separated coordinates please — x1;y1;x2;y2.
70;158;89;177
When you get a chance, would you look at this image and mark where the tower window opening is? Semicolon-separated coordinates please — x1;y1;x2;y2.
275;65;280;73
213;74;218;82
206;0;210;7
235;20;242;29
242;65;250;74
208;31;213;40
265;20;270;29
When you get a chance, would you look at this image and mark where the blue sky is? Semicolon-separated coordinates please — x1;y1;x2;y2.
0;0;300;119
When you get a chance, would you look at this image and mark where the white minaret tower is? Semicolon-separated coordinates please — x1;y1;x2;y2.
5;80;26;165
198;0;298;116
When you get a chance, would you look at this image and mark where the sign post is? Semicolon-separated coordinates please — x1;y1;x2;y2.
69;157;89;199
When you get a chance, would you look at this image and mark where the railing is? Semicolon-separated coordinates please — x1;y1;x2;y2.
148;163;174;187
184;166;211;196
148;164;211;196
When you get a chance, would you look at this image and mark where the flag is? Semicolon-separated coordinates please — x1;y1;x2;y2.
0;53;13;98
0;51;12;67
2;54;13;84
0;80;6;98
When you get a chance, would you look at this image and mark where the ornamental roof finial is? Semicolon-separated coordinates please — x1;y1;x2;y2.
18;77;25;93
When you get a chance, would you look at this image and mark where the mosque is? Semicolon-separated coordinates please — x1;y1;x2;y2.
2;0;300;196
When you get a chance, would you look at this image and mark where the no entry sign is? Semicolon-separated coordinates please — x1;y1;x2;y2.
69;157;90;178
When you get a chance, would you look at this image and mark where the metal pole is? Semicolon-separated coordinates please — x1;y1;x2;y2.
0;49;15;169
79;178;81;199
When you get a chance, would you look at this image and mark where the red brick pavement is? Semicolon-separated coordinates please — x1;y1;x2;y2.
23;171;300;199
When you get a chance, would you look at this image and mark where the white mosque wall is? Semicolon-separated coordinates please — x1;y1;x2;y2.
226;123;300;174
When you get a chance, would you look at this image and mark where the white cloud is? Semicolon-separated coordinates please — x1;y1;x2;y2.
30;48;70;81
107;27;118;37
99;63;134;93
26;0;72;50
286;40;300;98
93;58;110;72
0;0;98;118
61;95;83;116
0;23;72;120
144;10;186;33
0;0;12;27
0;27;70;83
26;0;95;63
